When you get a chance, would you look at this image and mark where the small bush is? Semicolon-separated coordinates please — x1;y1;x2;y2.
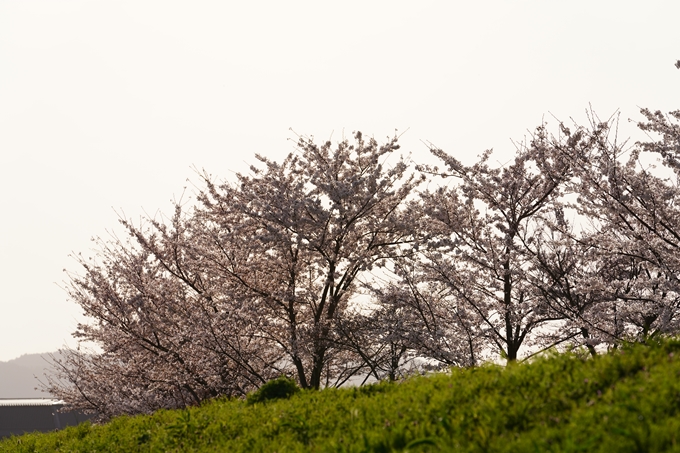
246;376;300;405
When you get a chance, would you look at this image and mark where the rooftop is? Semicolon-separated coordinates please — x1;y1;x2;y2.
0;399;63;407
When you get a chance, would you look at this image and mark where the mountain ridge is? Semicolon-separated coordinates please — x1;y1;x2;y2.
0;352;58;398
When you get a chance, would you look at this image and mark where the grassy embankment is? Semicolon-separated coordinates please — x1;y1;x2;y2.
3;339;680;452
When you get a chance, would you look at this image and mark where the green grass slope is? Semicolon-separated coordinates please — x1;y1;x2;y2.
3;339;680;452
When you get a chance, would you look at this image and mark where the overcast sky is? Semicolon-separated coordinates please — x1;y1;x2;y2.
0;1;678;361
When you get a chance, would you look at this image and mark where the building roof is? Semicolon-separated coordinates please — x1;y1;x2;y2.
0;399;63;407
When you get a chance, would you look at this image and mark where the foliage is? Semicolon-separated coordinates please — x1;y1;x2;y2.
5;338;680;452
562;109;680;344
410;123;588;363
246;376;300;405
43;107;680;419
44;131;421;418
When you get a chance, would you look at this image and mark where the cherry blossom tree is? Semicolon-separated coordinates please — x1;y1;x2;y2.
192;131;422;389
412;124;596;362
561;109;680;344
47;131;422;418
374;267;483;368
333;292;417;383
44;219;280;419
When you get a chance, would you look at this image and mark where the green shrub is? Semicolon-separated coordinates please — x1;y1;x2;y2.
246;375;300;405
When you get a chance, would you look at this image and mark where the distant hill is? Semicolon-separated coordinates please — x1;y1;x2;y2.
0;353;59;398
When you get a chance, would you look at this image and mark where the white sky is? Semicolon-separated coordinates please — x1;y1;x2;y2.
1;1;678;361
